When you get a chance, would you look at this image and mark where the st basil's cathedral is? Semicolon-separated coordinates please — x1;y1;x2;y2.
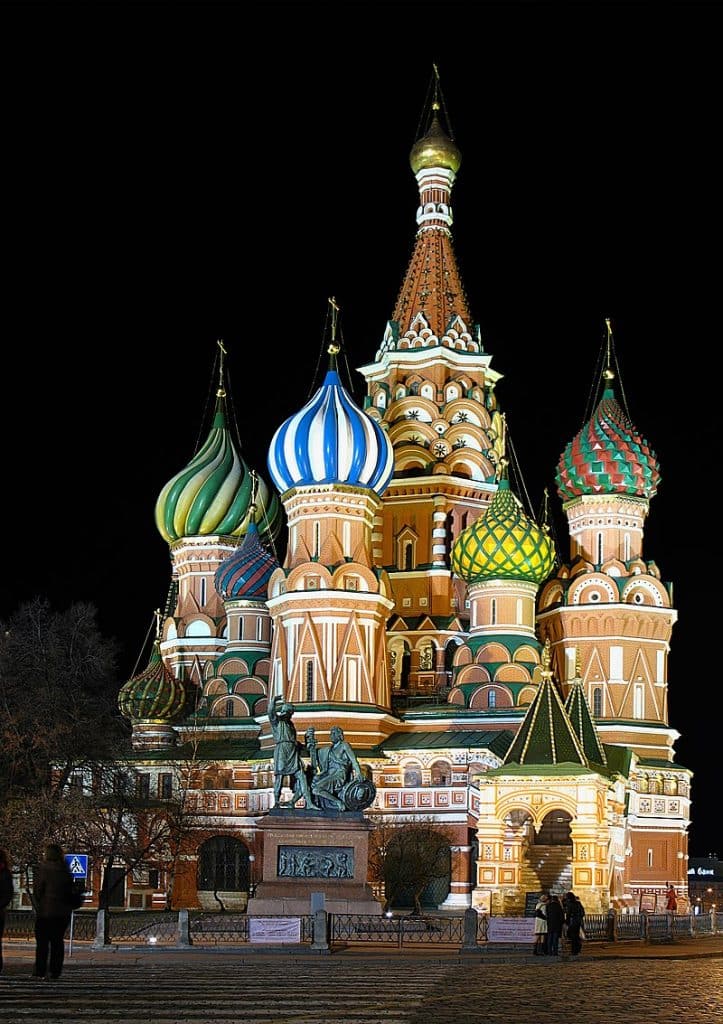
116;81;689;917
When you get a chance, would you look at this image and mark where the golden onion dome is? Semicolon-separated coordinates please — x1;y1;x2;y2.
409;110;461;175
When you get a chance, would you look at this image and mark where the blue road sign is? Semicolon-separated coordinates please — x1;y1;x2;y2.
65;854;88;878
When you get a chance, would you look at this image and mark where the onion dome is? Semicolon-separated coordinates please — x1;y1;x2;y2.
410;110;461;175
451;478;555;585
215;520;279;601
118;643;194;723
268;366;394;496
556;389;660;501
155;398;282;544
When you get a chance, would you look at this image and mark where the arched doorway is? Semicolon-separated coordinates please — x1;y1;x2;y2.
536;810;573;846
197;836;251;911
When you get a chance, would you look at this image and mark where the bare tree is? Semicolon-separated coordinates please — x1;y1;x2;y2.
368;816;453;916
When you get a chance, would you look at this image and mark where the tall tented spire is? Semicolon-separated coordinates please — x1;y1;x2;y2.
384;68;475;349
503;640;587;767
565;673;608;766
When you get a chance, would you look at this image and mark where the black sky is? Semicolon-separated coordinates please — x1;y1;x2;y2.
1;4;719;855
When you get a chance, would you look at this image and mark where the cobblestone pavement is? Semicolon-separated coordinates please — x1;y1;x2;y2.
1;956;722;1024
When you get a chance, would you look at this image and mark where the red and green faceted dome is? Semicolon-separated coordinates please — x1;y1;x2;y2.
556;389;660;501
451;479;555;584
118;643;195;724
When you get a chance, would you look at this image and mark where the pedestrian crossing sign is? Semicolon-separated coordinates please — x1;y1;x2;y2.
65;854;88;878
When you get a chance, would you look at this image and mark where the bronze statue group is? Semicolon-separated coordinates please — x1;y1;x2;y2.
268;696;375;812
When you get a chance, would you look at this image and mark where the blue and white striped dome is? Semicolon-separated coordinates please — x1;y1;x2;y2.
268;368;394;495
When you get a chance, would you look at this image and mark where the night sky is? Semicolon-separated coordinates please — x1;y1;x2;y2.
2;5;719;856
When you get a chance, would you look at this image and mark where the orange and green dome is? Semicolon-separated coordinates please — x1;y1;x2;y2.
451;479;555;585
556;389;660;501
155;398;282;544
118;643;195;724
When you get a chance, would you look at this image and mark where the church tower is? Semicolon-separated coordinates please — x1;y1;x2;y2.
154;346;281;683
265;318;397;749
537;325;678;760
358;71;503;697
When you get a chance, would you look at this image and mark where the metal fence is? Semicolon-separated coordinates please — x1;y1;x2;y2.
3;908;719;950
331;913;464;947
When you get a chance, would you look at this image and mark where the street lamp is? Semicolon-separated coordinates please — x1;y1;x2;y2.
248;854;256;898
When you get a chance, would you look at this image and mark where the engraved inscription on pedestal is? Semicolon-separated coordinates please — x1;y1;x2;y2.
278;845;354;879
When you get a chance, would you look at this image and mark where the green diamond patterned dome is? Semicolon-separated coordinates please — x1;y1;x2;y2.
118;643;195;724
451;479;555;584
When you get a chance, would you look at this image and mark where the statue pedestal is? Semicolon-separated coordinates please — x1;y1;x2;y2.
247;808;382;916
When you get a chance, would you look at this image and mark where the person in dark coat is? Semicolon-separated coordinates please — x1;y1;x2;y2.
32;843;75;980
545;892;565;956
564;890;586;956
0;848;15;975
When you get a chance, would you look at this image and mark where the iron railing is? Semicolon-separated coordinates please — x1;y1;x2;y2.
2;908;719;950
331;913;464;947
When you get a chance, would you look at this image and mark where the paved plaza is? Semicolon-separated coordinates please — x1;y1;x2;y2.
1;942;722;1024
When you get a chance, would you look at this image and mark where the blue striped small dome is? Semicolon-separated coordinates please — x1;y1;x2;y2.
215;521;279;601
267;368;394;495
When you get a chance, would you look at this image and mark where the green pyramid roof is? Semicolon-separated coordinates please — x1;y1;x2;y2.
503;641;587;767
565;680;607;765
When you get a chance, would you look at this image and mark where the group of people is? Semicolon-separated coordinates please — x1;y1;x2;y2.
0;843;79;980
533;890;586;957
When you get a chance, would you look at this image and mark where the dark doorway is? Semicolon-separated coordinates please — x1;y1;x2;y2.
536;810;573;846
103;866;126;908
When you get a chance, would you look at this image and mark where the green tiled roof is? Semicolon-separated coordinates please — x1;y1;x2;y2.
486;761;598;778
602;744;633;777
375;730;514;757
637;757;691;771
565;681;607;765
503;678;586;767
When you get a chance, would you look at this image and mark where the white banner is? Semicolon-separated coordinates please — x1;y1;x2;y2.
486;917;536;943
249;917;302;943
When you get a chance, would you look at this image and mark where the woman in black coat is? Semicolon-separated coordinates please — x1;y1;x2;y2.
32;844;75;980
0;848;14;975
545;893;565;955
564;890;586;956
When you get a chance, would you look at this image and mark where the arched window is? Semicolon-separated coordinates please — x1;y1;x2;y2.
197;837;250;893
199;577;207;608
633;683;644;719
593;688;603;717
488;689;497;708
404;542;413;571
225;700;235;719
305;661;314;702
430;761;450;786
490;598;497;625
597;533;604;564
404;766;422;787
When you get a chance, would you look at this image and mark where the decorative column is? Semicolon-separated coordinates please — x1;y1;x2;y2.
440;845;473;908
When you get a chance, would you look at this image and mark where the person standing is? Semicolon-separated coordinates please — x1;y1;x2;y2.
545;892;564;956
564;890;585;956
32;844;75;980
0;848;14;975
533;893;548;955
665;883;677;913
